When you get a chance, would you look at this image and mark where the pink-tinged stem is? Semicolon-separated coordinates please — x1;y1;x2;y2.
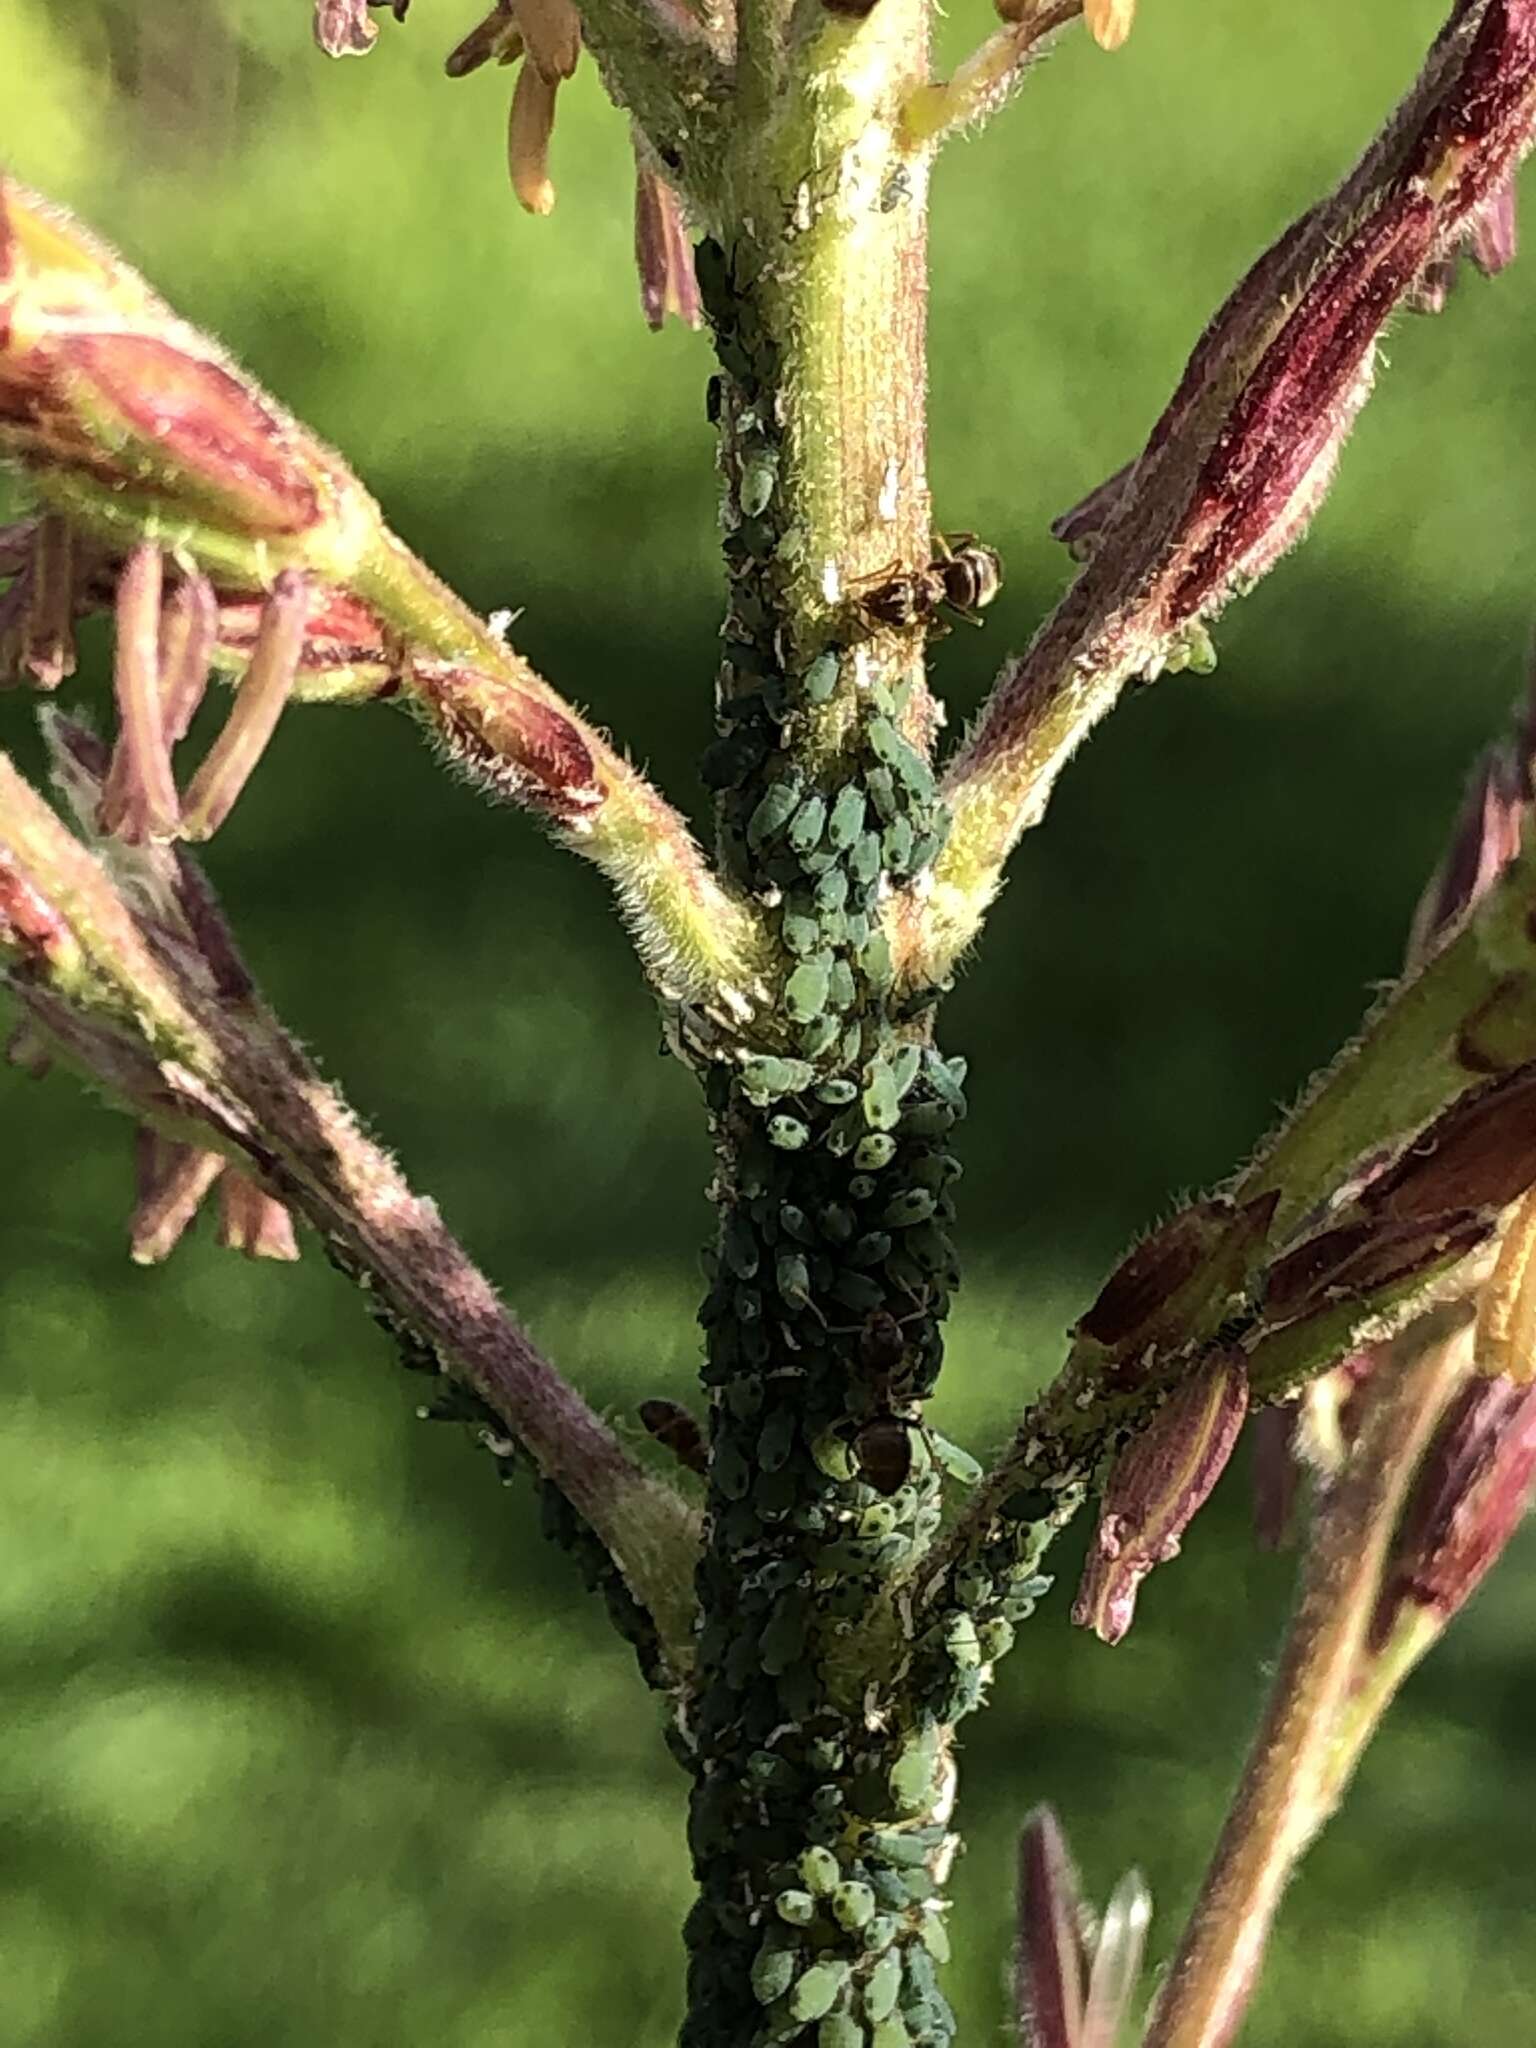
157;571;218;745
179;570;308;841
1143;1314;1470;2048
25;513;76;690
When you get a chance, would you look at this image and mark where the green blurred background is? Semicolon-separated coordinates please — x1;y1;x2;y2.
3;1;1535;2041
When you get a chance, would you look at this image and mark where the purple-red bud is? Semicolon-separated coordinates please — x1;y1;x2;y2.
1074;1353;1249;1644
1375;1370;1536;1641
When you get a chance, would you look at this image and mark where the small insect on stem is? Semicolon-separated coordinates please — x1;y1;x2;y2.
845;1299;979;1498
638;1398;710;1477
853;532;1004;635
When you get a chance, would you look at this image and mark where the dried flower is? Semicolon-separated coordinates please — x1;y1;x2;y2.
513;0;582;81
1074;1353;1249;1644
446;2;526;74
1084;0;1135;52
508;61;561;215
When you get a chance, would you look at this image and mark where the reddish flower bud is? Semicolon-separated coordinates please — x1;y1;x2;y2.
1074;1354;1249;1644
219;1172;301;1261
414;665;602;820
1375;1370;1536;1640
1075;1192;1277;1377
634;158;702;333
1406;742;1527;962
1016;1807;1151;2048
130;1129;226;1264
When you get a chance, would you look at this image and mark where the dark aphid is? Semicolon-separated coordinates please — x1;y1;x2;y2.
639;1398;708;1477
854;532;1004;633
859;1306;908;1376
855;1412;915;1497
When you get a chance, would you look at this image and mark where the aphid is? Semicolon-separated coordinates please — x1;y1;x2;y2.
854;532;1004;633
638;1397;708;1477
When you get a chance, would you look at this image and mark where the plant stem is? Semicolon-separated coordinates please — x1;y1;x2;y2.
1142;1312;1470;2048
677;4;1015;2040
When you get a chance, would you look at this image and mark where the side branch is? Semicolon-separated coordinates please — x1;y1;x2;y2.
0;735;701;1677
0;178;772;1024
910;0;1536;981
905;740;1536;1655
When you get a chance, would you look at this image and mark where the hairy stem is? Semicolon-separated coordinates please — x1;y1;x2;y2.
1143;1314;1470;2048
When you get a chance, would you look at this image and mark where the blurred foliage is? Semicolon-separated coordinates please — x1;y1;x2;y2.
2;1;1535;2042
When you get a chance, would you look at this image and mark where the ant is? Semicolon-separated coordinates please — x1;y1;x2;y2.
854;532;1003;634
841;1301;976;1498
638;1398;708;1478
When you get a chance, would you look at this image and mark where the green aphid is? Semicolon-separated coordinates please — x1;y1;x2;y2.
862;1915;898;1955
850;831;883;888
776;1249;813;1309
863;1950;903;2024
866;764;898;821
752;1942;798;2007
889;1046;922;1099
862;1058;901;1132
779;1202;818;1243
815;1077;859;1106
827;785;868;850
928;1431;982;1485
831;1881;876;1932
739;445;779;518
901;1943;940;2011
775;1888;817;1927
815;866;851;913
827;958;858;1012
848;1176;877;1203
713;1437;752;1501
888;1727;939;1813
901;1222;954;1275
856;1133;899;1172
788;793;829;854
857;1500;899;1538
820;1203;856;1242
898;1100;956;1140
812;1428;859;1481
848;1230;893;1267
869;2017;912;2048
787;959;833;1023
783;911;823;957
759;1404;799;1471
866;1829;935;1870
789;1961;852;2025
818;2016;865;2048
819;908;850;949
977;1616;1016;1661
723;1212;761;1279
881;816;914;873
858;930;894;991
830;1269;886;1315
748;777;803;850
799;1844;840;1896
760;1588;810;1675
919;1914;951;1965
741;1053;815;1104
943;1612;982;1670
768;1114;811;1151
882;1187;936;1228
799;1013;842;1059
866;715;902;766
887;737;936;805
802;651;840;703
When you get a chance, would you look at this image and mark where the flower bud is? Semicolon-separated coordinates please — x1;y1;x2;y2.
446;3;525;74
0;180;376;589
634;157;702;333
1073;1353;1249;1644
219;1172;301;1261
1016;1807;1151;2048
1375;1370;1536;1642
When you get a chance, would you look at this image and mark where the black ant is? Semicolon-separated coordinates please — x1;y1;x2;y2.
837;1301;976;1498
854;533;1003;634
638;1398;708;1478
